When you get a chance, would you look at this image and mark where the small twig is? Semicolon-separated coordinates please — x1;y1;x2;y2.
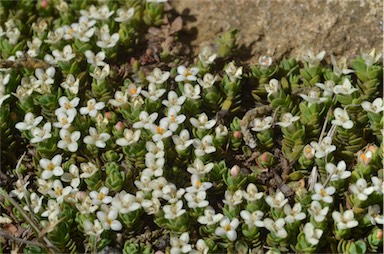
0;231;46;249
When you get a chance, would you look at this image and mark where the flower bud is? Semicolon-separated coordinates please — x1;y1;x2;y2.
155;251;164;254
104;111;112;120
233;131;242;139
230;165;240;177
115;121;125;131
75;191;87;201
41;0;48;9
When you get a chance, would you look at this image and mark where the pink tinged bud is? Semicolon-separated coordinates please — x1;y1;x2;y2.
104;112;112;120
230;165;240;177
41;0;48;9
233;131;242;139
260;152;269;162
377;229;383;240
115;121;125;131
154;251;164;254
75;191;87;201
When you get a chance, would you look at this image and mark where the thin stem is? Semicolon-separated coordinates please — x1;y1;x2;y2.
0;231;46;249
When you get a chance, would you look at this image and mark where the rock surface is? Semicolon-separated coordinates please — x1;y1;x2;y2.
171;0;383;64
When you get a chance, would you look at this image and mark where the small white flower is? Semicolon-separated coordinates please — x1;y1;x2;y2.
265;191;288;209
6;27;20;45
333;78;358;95
276;113;300;128
303;144;315;159
198;46;217;67
198;206;223;226
349;178;374;201
80;98;105;117
84;50;106;66
151;121;172;142
126;83;142;97
242;183;264;201
27;37;42;57
162;184;185;204
366;205;384;225
193;135;216;156
300;89;328;104
331;108;353;129
114;7;135;23
215;124;228;137
170;232;192;254
190;113;216;129
57;129;81;152
10;179;29;200
240;210;264;228
41;199;61;219
40;155;63;180
53;111;75;129
360;48;382;67
30;122;52;143
83;127;111;148
175;65;199;82
145;140;165;158
197;73;218;89
60;74;79;95
15;113;43;131
303;222;323;245
361;98;384;114
265;79;280;97
315;80;335;97
223;190;243;207
186;174;212;193
161;107;186;132
97;209;122;231
48;179;72;203
184;191;209;208
80;162;99;179
183;83;201;99
263;218;288;238
89;64;110;80
141;83;166;101
190;239;209;254
97;32;119;48
45;27;64;44
116;129;141;146
251;116;273;132
162;91;186;112
371;176;384;195
146;67;170;84
24;192;43;214
90;187;113;205
312;183;335;203
56;96;80;116
283;203;306;223
310;137;336;159
187;158;213;176
83;219;104;236
215;217;240;241
133;111;158;129
332;210;358;230
325;161;351;181
163;200;186;220
172;129;194;151
142;153;164;177
112;191;141;214
301;50;325;67
224;61;242;82
109;90;129;107
35;67;55;87
259;55;273;68
52;45;76;62
61;164;80;189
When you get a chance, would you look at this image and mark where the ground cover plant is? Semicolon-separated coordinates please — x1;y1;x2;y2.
0;0;383;253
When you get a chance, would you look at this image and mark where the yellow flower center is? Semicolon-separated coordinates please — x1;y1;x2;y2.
156;126;164;134
185;68;192;77
48;163;55;171
319;188;327;197
97;192;105;200
196;180;202;188
224;224;231;231
130;87;137;95
170;114;176;122
305;147;312;154
88;101;95;110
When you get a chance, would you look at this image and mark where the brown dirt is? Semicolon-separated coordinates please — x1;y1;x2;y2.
171;0;383;64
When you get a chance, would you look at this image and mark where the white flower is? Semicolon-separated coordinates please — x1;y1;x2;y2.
162;184;185;204
361;98;384;114
27;37;42;57
35;67;55;87
265;79;280;97
325;161;351;181
97;209;122;231
264;218;288;238
224;61;242;82
41;199;61;220
114;7;135;23
312;183;335;203
331;108;353;129
360;48;382;67
141;83;166;101
333;78;358;95
24;192;43;214
94;5;115;20
215;124;228;137
300;89;328;104
366;205;384;225
90;187;113;205
151;121;172;142
57;129;81;152
197;73;218;89
175;65;199;82
45;27;64;44
183;83;201;99
259;55;273;68
133;111;158;129
301;50;325;67
190;239;209;254
15;113;43;131
84;50;106;66
36;178;52;196
48;180;72;204
215;217;240;241
242;183;263;201
303;222;323;245
172;129;194;151
109;90;129;107
276;113;300;128
283;203;306;223
303;144;315;159
332;210;358;230
187;158;213;176
186;174;212;193
184;191;209;208
60;74;79;95
371;176;384;194
163;200;186;220
240;210;264;228
89;64;110;80
39;155;63;180
149;177;169;198
198;46;217;67
56;96;80;116
143;153;164;177
112;191;141;214
315;80;335;97
97;32;119;48
190;113;216;129
6;27;20;45
53;111;75;129
198;206;223;226
310;137;336;159
61;164;80;189
10;179;29;200
52;45;76;62
193;135;216;156
349;178;375;201
83;127;110;148
170;232;192;254
162;91;186;112
145;140;165;158
161;108;186;132
126;83;142;97
83;219;104;236
134;175;152;193
223;190;243;207
146;67;170;84
251;116;273;132
116;129;140;146
80;162;98;179
265;191;288;209
80;98;105;117
30;122;52;143
331;55;354;77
